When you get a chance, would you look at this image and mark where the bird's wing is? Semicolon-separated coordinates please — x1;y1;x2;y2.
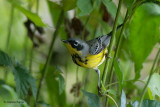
87;35;111;55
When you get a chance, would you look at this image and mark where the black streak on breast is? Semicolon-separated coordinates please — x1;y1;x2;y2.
72;54;88;66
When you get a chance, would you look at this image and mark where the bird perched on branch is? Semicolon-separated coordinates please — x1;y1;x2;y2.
62;24;123;91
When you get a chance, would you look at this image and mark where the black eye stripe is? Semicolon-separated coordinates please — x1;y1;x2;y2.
68;40;83;51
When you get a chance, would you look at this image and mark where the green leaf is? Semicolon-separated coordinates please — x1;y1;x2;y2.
0;80;5;85
141;99;160;107
0;84;12;99
147;87;153;100
82;90;102;107
127;101;139;107
56;66;63;73
77;0;93;16
12;62;37;99
142;3;160;16
0;50;12;67
113;58;123;90
2;85;18;99
88;9;102;30
62;0;76;11
124;0;135;16
28;75;37;100
124;0;135;8
129;3;160;80
1;85;29;107
7;0;46;27
56;66;65;94
121;90;126;107
102;0;123;23
58;74;65;95
144;73;160;99
0;50;37;99
47;0;62;25
45;66;66;107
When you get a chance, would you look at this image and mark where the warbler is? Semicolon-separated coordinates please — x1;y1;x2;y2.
62;24;122;89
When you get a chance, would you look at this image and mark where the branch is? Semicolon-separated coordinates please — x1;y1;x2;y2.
35;10;64;106
4;4;14;81
101;0;124;90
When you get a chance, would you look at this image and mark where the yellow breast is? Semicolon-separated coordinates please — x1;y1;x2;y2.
74;48;107;69
65;43;107;69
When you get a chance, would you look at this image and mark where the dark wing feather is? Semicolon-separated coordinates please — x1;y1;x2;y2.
87;35;111;55
87;24;123;55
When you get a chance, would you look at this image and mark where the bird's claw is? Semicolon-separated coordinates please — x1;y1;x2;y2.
97;85;103;96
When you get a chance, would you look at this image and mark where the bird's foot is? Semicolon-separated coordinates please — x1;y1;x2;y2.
97;85;103;96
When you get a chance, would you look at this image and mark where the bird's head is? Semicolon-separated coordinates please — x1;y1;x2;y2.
62;38;89;57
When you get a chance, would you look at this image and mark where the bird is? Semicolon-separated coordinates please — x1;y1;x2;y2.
62;24;123;91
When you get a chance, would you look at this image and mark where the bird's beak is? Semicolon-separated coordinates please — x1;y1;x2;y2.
61;39;68;43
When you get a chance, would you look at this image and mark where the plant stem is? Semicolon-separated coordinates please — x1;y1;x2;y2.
36;0;39;13
6;5;14;51
22;35;29;65
73;66;79;107
138;48;160;107
108;0;142;74
76;66;79;96
105;79;145;89
81;16;90;40
100;0;123;106
114;10;128;58
104;94;118;107
29;0;40;73
101;0;123;90
4;5;14;81
29;46;34;72
35;10;64;105
106;10;129;94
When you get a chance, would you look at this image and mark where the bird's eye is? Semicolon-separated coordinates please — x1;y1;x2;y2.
74;42;78;46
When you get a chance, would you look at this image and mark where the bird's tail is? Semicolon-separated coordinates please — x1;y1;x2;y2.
107;24;123;36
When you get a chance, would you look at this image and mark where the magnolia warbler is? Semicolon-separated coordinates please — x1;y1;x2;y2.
62;24;122;90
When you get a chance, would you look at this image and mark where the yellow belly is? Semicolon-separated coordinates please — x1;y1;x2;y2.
73;48;107;69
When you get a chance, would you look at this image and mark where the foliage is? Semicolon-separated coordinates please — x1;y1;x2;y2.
7;0;46;27
129;3;160;80
0;50;37;99
141;99;160;107
114;58;123;90
121;90;126;107
82;90;102;107
145;73;160;99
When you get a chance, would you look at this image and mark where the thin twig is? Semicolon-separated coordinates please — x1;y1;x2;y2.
27;0;40;105
6;5;14;51
100;0;124;106
29;0;40;73
108;0;141;82
4;5;14;81
138;48;160;107
106;10;129;95
73;66;79;107
105;79;145;89
104;94;118;107
101;0;124;88
36;0;39;13
81;16;90;40
34;10;64;106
